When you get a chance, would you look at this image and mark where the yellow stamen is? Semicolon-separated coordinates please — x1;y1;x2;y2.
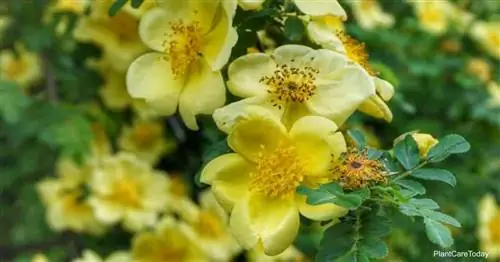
323;15;344;31
336;31;377;76
162;20;203;78
196;211;224;238
260;64;319;108
249;140;304;199
109;178;142;208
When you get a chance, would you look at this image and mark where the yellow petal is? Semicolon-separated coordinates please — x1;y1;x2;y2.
293;0;346;18
290;116;346;176
358;94;393;122
297;195;348;221
307;65;375;126
230;194;300;255
306;19;345;50
374;77;395;101
227;53;276;98
271;45;313;65
138;7;185;52
201;1;238;70
200;153;253;211
227;106;288;162
178;61;226;130
238;0;266;10
126;52;183;116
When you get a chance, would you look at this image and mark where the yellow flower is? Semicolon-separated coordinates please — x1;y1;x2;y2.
126;0;238;130
74;0;147;72
238;0;266;10
32;254;49;262
470;21;500;60
88;153;170;232
176;190;241;261
487;81;500;108
478;194;500;259
293;0;346;18
89;59;133;111
201;106;348;255
36;158;106;235
409;0;451;35
52;0;89;14
306;15;345;51
215;45;375;131
90;122;112;160
118;119;176;164
73;250;131;262
131;216;208;262
0;44;41;89
0;16;11;35
357;77;395;122
247;245;307;262
394;132;438;158
467;57;492;83
348;0;394;30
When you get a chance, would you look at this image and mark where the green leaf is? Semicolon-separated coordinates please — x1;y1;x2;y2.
108;0;128;16
424;219;454;248
284;16;305;42
348;129;366;149
367;148;384;160
420;210;461;227
395;179;426;195
426;134;471;162
411;168;456;187
394;135;420;170
360;238;389;259
297;183;370;209
0;81;30;124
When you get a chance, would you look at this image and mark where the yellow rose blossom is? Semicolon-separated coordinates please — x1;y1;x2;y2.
467;57;492;83
36;158;106;235
73;250;131;262
131;216;208;262
470;21;500;60
394;132;438;158
201;106;348;255
118;119;176;164
306;15;345;51
214;45;375;131
126;0;238;130
247;245;306;262
348;0;394;30
293;0;346;18
409;0;451;35
0;44;41;89
487;81;500;108
176;190;241;261
88;153;171;232
74;0;147;72
478;194;500;259
238;0;266;10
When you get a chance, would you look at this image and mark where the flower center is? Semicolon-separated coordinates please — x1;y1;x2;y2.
169;175;188;197
132;123;157;149
249;140;304;199
489;215;500;242
196;211;224;238
5;58;27;79
163;20;203;78
109;178;142;208
323;15;344;31
260;64;319;108
331;147;386;189
105;11;140;42
336;31;377;76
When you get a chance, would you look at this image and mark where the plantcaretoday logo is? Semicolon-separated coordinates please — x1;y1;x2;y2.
433;250;488;259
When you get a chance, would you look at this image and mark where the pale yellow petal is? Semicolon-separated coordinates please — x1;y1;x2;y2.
307;65;375;126
271;45;313;65
306;20;345;50
297;195;348;221
290;116;346;176
294;0;346;17
238;0;266;10
374;77;395;101
227;53;276;98
358;95;393;122
126;52;183;116
227;106;288;162
229;196;260;250
178;61;226;130
138;7;184;52
200;153;253;211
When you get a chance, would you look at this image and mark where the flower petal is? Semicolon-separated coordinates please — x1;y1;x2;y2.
201;153;253;211
227;106;288;162
297;195;347;221
306;20;345;51
358;95;393;122
307;65;375;126
374;77;395;101
290;116;346;176
126;52;183;116
138;7;185;52
271;45;313;65
227;53;276;98
294;0;347;18
178;61;226;130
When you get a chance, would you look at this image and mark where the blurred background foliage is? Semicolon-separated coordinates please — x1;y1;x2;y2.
0;0;499;261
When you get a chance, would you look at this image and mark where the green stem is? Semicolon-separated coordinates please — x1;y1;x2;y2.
392;160;428;182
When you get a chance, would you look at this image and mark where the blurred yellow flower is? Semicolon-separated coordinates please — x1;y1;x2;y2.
467;57;492;83
36;158;105;235
0;16;11;35
478;194;500;259
0;44;41;89
470;21;500;60
73;250;131;262
131;216;208;262
487;81;500;108
348;0;394;30
32;254;49;262
74;0;147;72
52;0;89;14
247;245;307;262
238;0;266;10
89;59;133;111
88;153;171;232
126;0;238;130
409;0;451;35
176;190;241;261
90;122;112;160
216;45;375;130
118;119;176;164
293;0;346;18
202;106;348;255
